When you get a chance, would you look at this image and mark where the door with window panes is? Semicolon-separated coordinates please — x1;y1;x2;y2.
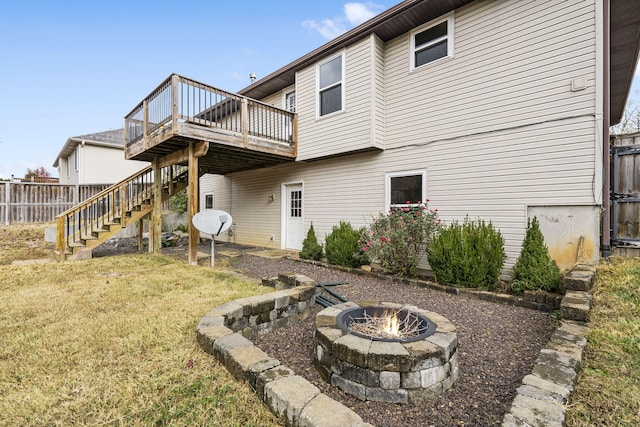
285;183;303;250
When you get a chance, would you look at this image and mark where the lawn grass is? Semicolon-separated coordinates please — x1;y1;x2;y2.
0;223;54;265
0;224;281;426
566;257;640;427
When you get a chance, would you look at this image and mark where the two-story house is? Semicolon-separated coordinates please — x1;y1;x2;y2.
53;129;148;185
194;0;639;272
57;0;640;270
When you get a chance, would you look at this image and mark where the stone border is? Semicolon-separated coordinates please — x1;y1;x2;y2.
198;261;595;426
196;274;374;427
314;301;459;404
295;258;596;426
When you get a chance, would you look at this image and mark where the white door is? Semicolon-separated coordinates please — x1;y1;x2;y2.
285;183;303;250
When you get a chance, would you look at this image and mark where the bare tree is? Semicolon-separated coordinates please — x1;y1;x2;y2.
24;167;53;179
611;99;640;135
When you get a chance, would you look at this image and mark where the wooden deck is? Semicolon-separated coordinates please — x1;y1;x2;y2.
125;74;297;174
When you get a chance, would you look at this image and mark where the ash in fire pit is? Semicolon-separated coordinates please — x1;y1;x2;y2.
336;306;435;342
315;302;459;404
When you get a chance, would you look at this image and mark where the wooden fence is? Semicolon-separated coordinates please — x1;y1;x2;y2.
1;182;111;224
1;181;178;225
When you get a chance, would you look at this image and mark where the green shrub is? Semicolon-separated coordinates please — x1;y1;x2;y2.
511;217;563;294
362;203;440;277
428;217;506;289
324;221;369;268
299;222;323;261
170;189;188;214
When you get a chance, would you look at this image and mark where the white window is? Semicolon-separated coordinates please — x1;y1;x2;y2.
66;158;70;178
385;170;427;211
317;52;344;117
284;91;296;113
74;146;79;172
204;193;215;210
411;14;454;70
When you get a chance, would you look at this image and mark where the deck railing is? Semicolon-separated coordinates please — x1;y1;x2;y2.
55;164;188;254
125;74;297;150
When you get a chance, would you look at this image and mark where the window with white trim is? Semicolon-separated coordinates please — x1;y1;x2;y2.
74;146;79;172
317;53;344;117
204;193;215;210
411;14;454;69
284;91;296;113
386;170;427;210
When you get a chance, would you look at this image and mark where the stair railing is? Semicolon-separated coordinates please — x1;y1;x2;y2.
55;164;188;256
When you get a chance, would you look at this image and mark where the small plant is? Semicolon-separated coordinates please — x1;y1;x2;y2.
170;189;188;214
324;221;370;268
299;222;323;261
175;223;188;233
511;216;563;294
362;202;440;277
428;217;506;289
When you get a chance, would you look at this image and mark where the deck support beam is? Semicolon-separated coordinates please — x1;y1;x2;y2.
150;157;163;254
188;142;200;265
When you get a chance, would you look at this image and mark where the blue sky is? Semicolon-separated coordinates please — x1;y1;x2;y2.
0;1;389;179
0;1;638;180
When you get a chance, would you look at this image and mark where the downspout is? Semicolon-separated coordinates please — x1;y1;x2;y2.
601;0;612;257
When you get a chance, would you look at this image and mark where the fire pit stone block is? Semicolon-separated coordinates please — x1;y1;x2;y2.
314;302;459;404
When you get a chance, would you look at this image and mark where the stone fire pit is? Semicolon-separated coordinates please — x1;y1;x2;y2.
314;301;459;404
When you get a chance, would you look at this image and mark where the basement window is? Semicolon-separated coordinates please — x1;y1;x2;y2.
204;193;214;210
411;14;454;69
386;170;427;210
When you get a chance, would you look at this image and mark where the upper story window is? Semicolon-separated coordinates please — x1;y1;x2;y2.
285;91;296;113
317;52;344;117
74;146;79;172
411;14;454;69
386;170;427;210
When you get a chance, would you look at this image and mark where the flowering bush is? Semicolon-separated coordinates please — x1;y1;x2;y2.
362;202;441;277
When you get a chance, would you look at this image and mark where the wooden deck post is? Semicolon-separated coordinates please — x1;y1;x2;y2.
55;215;65;261
150;158;163;253
188;142;199;265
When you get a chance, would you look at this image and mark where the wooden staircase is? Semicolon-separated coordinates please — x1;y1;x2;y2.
55;164;189;259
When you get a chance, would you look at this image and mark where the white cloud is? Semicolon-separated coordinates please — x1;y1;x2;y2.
302;18;345;40
344;2;380;25
303;2;385;40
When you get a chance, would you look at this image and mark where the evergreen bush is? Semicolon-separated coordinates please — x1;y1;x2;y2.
299;222;323;261
428;217;506;289
324;221;369;268
511;217;563;294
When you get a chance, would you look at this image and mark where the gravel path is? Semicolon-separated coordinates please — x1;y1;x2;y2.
229;254;557;427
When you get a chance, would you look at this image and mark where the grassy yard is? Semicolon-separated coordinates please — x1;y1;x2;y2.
2;224;639;426
566;257;640;427
0;224;281;426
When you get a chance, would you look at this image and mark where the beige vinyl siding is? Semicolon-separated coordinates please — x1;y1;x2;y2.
371;34;385;149
199;174;229;212
207;114;597;270
384;0;596;149
81;145;148;184
296;36;384;160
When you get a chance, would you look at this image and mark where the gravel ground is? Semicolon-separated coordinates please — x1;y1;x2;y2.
228;254;558;427
94;239;558;426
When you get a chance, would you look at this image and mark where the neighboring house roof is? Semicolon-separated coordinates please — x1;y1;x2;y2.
238;0;640;126
52;129;124;167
